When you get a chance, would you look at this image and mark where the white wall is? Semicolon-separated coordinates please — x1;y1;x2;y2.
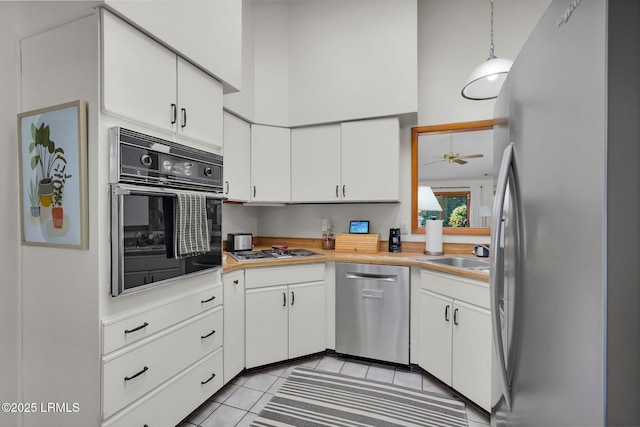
418;0;551;124
252;1;290;126
0;5;20;427
223;0;256;121
226;0;418;127
19;11;101;427
287;0;417;126
250;0;549;244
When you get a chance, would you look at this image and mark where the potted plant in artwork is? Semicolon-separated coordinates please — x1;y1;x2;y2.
51;163;72;229
28;177;40;218
29;123;67;207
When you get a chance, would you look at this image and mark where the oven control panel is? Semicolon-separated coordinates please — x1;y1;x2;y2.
109;127;223;192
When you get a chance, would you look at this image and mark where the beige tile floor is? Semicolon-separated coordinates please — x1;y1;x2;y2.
178;354;491;427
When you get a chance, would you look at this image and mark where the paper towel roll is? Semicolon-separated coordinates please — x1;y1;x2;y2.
425;219;443;255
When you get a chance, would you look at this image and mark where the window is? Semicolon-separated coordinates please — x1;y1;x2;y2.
418;191;470;227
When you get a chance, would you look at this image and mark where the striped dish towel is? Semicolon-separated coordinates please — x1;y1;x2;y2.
173;192;211;258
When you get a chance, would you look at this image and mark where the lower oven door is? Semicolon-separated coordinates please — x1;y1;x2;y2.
111;183;223;296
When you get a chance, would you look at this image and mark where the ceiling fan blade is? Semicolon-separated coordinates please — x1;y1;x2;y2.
454;159;468;165
424;159;447;165
458;153;484;159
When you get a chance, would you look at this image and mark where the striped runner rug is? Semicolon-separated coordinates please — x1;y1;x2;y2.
251;367;468;427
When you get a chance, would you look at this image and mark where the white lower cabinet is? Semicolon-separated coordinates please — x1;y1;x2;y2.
223;270;246;383
102;348;223;427
245;264;326;368
101;283;224;424
419;270;491;411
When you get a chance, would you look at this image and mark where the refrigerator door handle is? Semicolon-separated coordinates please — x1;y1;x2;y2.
490;142;517;411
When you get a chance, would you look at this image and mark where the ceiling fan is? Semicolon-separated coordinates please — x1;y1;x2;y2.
424;134;484;165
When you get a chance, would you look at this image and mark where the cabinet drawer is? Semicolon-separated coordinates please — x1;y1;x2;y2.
103;285;222;354
245;263;325;289
102;306;223;419
102;348;223;427
421;269;489;309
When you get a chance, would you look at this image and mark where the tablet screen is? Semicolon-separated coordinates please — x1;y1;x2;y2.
349;220;370;234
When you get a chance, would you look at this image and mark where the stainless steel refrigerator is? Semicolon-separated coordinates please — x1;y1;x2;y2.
491;1;640;426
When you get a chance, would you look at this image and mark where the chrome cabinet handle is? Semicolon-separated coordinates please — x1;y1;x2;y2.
124;322;148;334
336;185;339;198
253;186;256;198
342;185;346;197
171;103;177;124
225;181;230;195
124;366;148;381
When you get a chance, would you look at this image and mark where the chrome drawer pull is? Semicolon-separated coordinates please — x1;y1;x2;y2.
124;322;149;334
201;330;216;339
201;373;216;385
124;366;148;382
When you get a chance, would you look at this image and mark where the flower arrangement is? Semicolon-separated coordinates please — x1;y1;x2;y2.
449;204;468;227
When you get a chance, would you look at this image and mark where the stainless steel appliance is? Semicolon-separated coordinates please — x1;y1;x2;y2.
491;1;640;425
227;248;325;262
110;127;225;296
335;263;409;365
227;233;253;251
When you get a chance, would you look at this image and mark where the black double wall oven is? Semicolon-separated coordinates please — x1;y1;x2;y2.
110;127;224;296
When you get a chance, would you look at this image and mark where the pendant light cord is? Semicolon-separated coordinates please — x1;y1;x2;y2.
489;0;496;59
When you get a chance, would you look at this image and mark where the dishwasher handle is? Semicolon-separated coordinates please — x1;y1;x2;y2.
345;272;398;282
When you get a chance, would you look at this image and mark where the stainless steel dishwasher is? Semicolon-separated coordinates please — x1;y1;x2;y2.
335;263;410;365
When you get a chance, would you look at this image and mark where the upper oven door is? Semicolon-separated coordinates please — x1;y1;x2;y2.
110;183;223;297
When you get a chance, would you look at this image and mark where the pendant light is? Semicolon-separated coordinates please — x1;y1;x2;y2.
461;0;512;100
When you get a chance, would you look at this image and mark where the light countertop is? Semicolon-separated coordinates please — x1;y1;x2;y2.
223;242;490;282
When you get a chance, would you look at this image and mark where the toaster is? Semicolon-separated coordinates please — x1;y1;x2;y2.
227;233;253;251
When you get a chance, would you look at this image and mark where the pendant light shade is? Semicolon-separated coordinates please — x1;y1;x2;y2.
461;0;512;100
462;57;513;100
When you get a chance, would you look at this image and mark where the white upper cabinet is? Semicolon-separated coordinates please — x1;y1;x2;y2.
104;0;242;92
291;124;342;202
177;57;223;147
340;117;400;202
102;10;176;133
291;118;400;203
102;10;223;150
250;125;291;203
223;112;251;202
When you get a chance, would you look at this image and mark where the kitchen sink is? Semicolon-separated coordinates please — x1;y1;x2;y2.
417;256;490;273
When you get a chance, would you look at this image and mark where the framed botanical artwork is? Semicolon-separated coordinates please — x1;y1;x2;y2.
18;100;88;249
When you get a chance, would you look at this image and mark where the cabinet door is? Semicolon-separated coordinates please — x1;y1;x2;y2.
250;125;291;202
223;112;251;202
102;10;176;133
288;282;326;359
291;125;342;202
340;117;399;202
223;271;245;383
452;300;491;411
177;57;223;149
245;285;288;368
418;289;453;386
